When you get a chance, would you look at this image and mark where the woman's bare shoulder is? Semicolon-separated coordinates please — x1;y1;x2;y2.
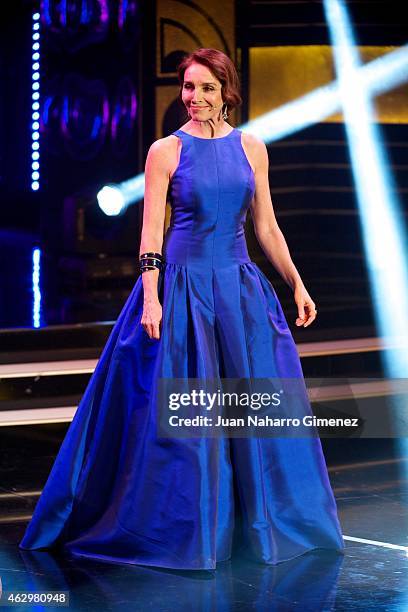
148;134;178;159
241;132;267;172
149;134;179;152
148;134;179;159
146;135;179;171
241;131;266;152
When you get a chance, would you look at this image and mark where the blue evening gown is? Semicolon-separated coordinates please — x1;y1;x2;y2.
19;127;345;570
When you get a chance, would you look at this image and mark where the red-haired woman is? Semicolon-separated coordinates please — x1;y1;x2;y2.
20;48;344;571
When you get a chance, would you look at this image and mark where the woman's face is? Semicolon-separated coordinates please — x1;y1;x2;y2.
181;62;225;123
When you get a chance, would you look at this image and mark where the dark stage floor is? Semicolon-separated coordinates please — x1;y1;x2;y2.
0;427;407;611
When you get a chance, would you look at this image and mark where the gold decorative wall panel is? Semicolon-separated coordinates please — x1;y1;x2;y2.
155;0;236;139
250;46;408;124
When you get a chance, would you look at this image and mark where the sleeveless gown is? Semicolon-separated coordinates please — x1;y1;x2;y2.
19;127;345;570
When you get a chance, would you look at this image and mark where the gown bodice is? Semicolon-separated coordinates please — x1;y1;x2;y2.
163;127;255;269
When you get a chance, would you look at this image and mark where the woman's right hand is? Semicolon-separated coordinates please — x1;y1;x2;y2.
141;299;162;339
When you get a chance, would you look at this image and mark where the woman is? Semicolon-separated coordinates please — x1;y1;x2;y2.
19;48;345;570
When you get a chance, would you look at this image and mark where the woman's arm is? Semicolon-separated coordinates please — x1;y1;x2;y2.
139;138;173;338
246;135;317;327
139;139;171;303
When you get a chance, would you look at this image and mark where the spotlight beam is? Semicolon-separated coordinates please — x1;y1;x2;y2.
323;0;408;377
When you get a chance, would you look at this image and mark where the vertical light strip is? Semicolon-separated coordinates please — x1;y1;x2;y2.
32;248;42;328
323;0;408;377
31;11;41;191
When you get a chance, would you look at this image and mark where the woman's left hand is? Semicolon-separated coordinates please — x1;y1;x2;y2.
293;284;318;327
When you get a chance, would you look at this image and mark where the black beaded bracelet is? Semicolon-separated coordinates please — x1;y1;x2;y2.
140;251;164;273
140;257;162;267
139;252;163;261
140;265;159;273
139;250;163;273
140;258;162;266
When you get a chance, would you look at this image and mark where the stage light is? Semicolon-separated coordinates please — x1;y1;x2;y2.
96;185;127;216
97;174;145;215
32;247;41;328
324;1;408;546
32;162;40;171
323;0;408;376
31;11;41;191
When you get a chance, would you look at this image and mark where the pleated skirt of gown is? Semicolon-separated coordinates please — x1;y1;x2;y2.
19;261;345;570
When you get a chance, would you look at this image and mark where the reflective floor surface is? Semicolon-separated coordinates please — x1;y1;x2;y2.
0;427;407;611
